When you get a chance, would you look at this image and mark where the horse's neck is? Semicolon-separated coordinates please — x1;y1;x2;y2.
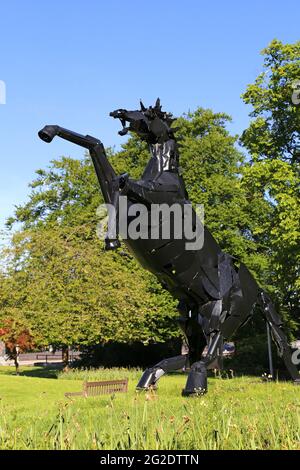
142;139;179;181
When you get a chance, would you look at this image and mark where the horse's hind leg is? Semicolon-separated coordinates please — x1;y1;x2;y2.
259;291;300;383
136;354;188;390
182;331;223;396
136;309;207;391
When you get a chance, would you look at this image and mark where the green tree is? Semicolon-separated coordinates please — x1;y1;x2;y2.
241;39;300;332
175;109;271;280
0;318;35;374
1;225;178;351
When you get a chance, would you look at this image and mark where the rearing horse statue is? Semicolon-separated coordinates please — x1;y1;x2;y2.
39;99;300;395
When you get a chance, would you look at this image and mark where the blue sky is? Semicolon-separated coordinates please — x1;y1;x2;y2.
0;0;299;231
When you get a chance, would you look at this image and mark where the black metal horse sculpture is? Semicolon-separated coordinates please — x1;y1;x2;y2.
39;99;300;395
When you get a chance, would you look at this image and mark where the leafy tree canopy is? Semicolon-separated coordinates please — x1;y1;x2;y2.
241;39;300;331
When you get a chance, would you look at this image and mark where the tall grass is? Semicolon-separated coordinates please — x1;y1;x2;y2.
58;367;142;382
0;368;299;450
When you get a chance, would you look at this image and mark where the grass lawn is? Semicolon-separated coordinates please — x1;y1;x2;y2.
0;366;299;450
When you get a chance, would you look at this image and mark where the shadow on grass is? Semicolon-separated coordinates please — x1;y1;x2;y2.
20;366;63;379
0;366;64;379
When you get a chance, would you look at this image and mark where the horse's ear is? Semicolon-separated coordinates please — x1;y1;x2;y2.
155;97;161;110
140;100;146;111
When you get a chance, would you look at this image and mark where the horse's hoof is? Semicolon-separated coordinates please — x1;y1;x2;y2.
182;388;206;397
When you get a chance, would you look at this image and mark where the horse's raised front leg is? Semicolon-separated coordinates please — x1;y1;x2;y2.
38;125;122;250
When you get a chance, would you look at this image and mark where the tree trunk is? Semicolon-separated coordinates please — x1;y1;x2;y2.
62;346;69;371
14;354;19;375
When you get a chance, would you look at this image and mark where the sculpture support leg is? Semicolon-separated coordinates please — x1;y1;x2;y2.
136;355;188;390
259;292;300;383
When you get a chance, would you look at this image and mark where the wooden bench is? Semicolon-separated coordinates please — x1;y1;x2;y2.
65;379;128;398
